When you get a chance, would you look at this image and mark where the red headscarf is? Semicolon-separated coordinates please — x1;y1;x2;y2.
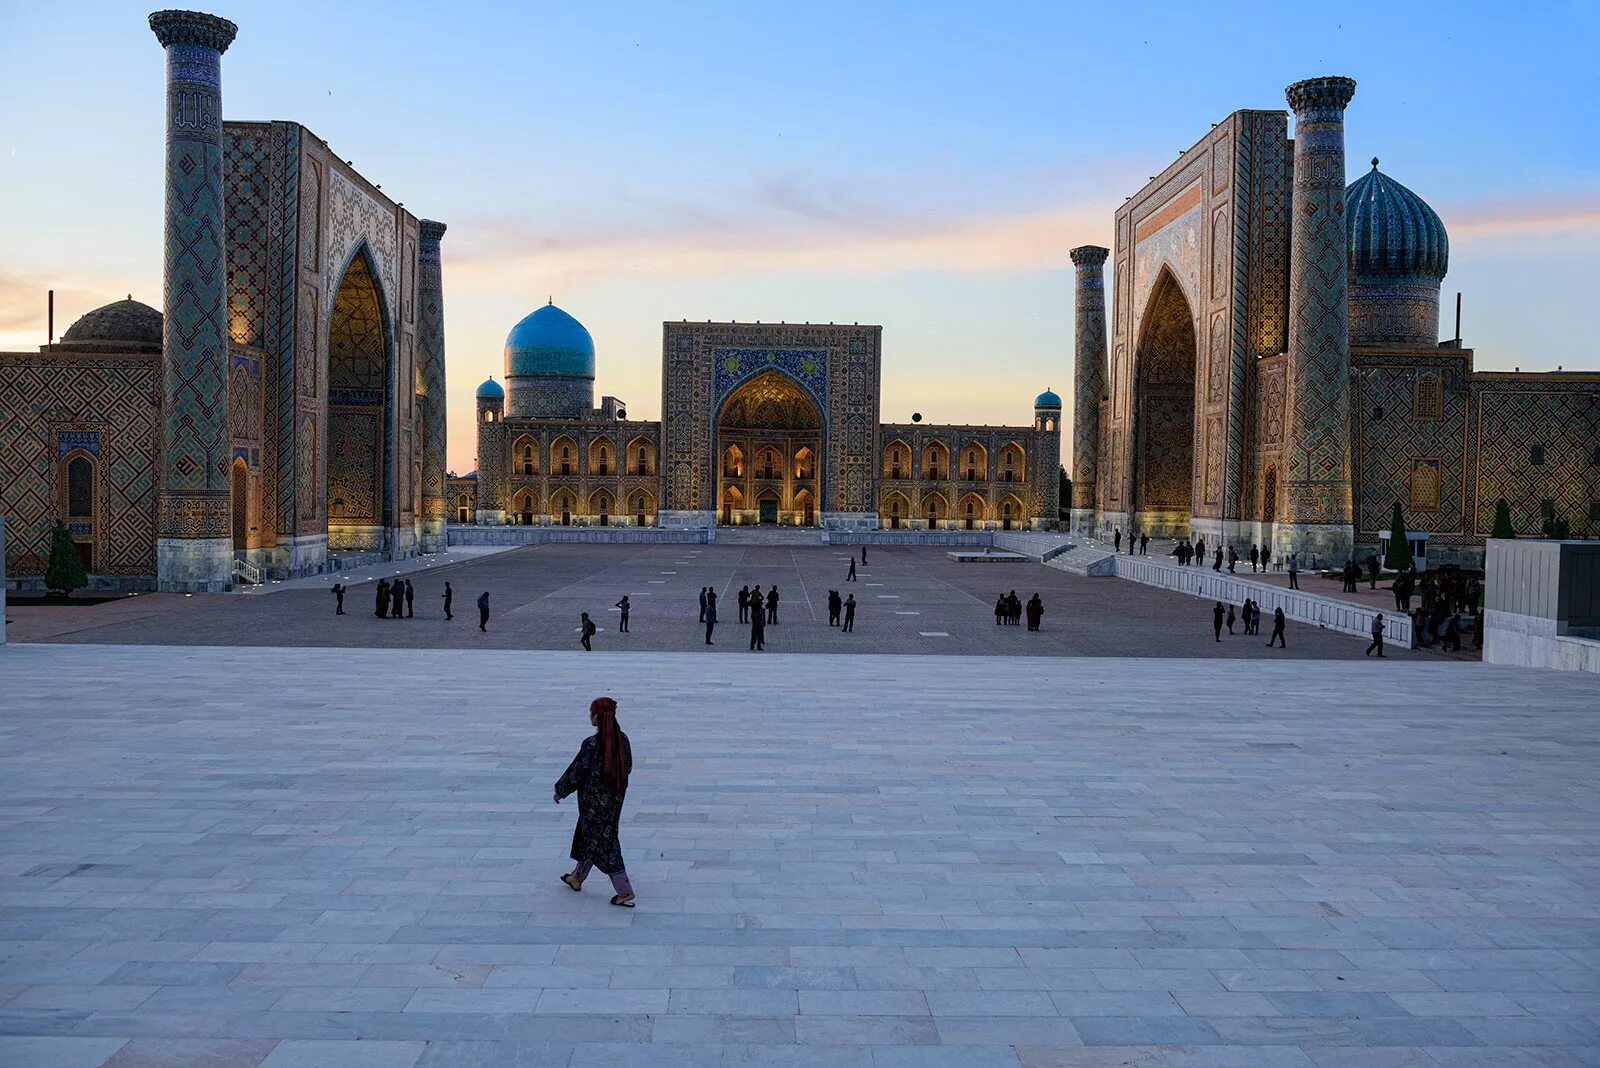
590;697;628;794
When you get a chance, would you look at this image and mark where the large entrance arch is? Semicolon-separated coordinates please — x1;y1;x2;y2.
326;248;393;552
715;371;822;526
1132;268;1197;535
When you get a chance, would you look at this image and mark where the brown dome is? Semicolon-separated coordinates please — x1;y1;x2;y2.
58;297;163;353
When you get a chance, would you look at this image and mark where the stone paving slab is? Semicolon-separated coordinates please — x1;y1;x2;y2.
0;645;1596;1066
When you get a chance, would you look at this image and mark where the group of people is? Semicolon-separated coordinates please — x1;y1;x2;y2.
992;589;1045;631
1212;598;1288;648
333;577;491;632
827;589;857;631
1112;529;1149;555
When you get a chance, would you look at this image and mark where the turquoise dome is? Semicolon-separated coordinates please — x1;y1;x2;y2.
504;302;595;380
1035;388;1062;408
1346;159;1449;281
475;376;504;400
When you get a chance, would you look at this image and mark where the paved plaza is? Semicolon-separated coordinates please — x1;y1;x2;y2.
25;545;1420;660
1;643;1596;1066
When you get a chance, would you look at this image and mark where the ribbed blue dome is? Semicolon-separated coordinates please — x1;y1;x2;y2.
1035;388;1062;409
1346;159;1449;280
504;302;595;380
475;376;504;400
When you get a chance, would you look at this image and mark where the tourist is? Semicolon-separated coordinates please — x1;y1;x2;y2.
847;558;857;581
1288;553;1300;590
1195;537;1206;566
1226;544;1238;573
1007;590;1021;625
861;545;868;565
404;579;414;618
1267;606;1286;648
1365;613;1386;658
1368;554;1380;590
331;582;345;615
477;590;490;631
703;590;716;645
376;578;390;617
1261;544;1272;571
1139;532;1148;555
615;595;630;633
843;593;856;632
555;697;635;908
737;585;750;623
1442;612;1462;652
442;581;453;620
1026;593;1043;631
1213;546;1222;571
1212;601;1225;642
766;585;779;625
390;580;405;618
1251;600;1262;636
580;611;596;651
1249;544;1260;572
828;590;841;627
994;594;1006;625
698;587;708;623
1129;528;1138;555
1226;603;1237;635
749;598;766;651
1114;528;1122;553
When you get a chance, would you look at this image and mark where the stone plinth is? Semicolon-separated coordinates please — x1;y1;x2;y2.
1484;538;1600;673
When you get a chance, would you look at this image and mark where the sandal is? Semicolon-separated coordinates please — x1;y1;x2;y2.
610;894;636;908
560;873;582;892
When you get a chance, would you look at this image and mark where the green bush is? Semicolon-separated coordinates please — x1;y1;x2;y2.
1383;501;1412;571
44;521;88;597
1490;499;1515;539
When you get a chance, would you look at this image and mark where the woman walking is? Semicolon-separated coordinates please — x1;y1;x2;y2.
555;697;635;907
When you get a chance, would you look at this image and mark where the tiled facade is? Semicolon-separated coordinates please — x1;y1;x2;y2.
1074;74;1600;564
472;320;1061;531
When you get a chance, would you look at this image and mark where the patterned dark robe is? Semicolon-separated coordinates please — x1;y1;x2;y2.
555;731;632;874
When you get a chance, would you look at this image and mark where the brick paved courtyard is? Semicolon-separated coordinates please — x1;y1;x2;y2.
0;644;1595;1067
30;545;1420;660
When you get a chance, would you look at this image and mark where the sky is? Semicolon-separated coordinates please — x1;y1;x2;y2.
2;0;1596;476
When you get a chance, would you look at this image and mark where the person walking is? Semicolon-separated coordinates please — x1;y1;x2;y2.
442;581;453;620
737;585;750;624
477;590;490;631
1212;601;1225;642
1025;593;1043;631
1195;537;1206;566
331;583;346;615
1139;532;1148;555
1251;600;1262;636
1114;528;1122;553
842;593;856;632
703;590;717;645
1287;553;1300;590
1227;545;1237;573
698;587;708;623
1365;613;1386;658
828;590;841;627
375;579;389;617
615;595;630;633
555;697;635;908
847;558;857;582
749;599;766;651
404;579;415;619
1267;606;1286;648
1213;546;1223;571
861;545;868;566
1226;603;1237;635
580;611;597;651
1368;554;1380;590
1261;545;1272;571
766;585;779;625
1128;529;1138;555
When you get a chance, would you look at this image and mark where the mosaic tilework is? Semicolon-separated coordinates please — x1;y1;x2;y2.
416;220;447;521
1352;356;1468;536
1070;246;1108;514
223;126;270;349
1472;380;1600;537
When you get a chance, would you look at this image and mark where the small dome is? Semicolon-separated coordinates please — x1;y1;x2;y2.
476;376;505;400
1035;388;1062;409
58;297;162;352
1346;159;1449;281
505;302;595;380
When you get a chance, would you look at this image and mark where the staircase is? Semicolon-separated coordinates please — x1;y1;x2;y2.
1045;545;1119;577
231;556;261;586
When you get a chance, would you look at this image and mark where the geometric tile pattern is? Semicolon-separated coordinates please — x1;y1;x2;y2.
1352;358;1468;536
1472;380;1600;537
1070;246;1108;514
416;220;447;522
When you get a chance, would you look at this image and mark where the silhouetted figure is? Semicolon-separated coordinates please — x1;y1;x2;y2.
1365;613;1386;657
766;586;779;624
331;583;346;614
698;587;708;622
376;579;390;617
1114;528;1122;552
738;585;750;623
1128;528;1137;555
1442;613;1462;652
1368;554;1380;590
1213;547;1223;571
1249;544;1260;572
1227;545;1237;573
704;590;716;645
1251;601;1262;636
1288;553;1300;590
749;600;766;650
1026;593;1043;631
1261;545;1272;571
847;559;856;581
994;595;1006;626
1213;601;1225;642
390;581;405;618
554;696;635;907
404;579;414;618
1268;607;1286;648
1226;604;1236;634
615;595;630;633
1195;538;1206;566
828;590;841;627
477;591;490;631
843;593;856;632
580;611;596;651
1139;532;1148;555
861;546;868;565
443;582;453;620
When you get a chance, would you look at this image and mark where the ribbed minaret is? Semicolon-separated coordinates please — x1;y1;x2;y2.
1069;245;1109;534
150;9;238;591
417;219;448;552
1281;75;1357;564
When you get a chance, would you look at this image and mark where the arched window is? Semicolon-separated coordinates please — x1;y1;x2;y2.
637;446;648;475
597;446;609;476
521;444;534;476
67;456;93;518
964;499;976;529
966;449;979;480
561;445;572;476
635;495;648;526
762;450;778;479
891;448;903;479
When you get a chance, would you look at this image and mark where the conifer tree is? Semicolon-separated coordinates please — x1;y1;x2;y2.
44;521;88;597
1383;501;1412;572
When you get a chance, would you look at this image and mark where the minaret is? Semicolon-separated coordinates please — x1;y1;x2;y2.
474;379;507;526
1034;389;1063;529
1069;245;1109;535
150;9;238;592
1281;76;1357;563
417;219;448;552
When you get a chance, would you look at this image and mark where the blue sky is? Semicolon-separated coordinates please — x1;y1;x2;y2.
2;0;1595;473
